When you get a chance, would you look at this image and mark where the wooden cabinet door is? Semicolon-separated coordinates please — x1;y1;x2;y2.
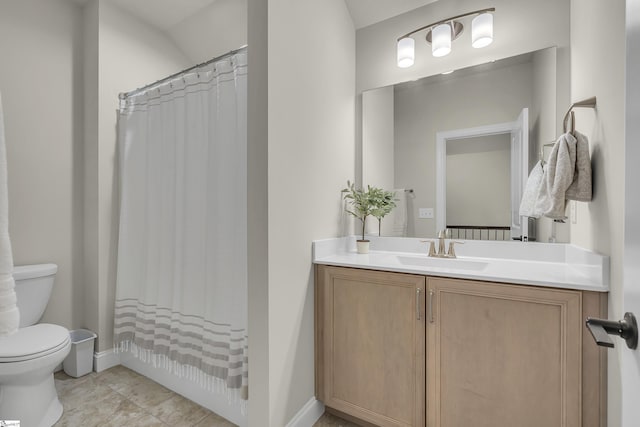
317;266;426;427
426;277;582;427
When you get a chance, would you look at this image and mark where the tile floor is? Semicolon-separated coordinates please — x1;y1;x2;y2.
53;365;354;427
54;366;234;426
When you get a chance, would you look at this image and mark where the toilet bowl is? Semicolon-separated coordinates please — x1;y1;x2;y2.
0;264;71;427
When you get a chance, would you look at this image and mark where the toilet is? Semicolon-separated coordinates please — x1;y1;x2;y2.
0;264;71;427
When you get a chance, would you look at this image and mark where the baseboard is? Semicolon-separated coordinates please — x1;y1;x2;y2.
93;348;120;372
286;397;325;427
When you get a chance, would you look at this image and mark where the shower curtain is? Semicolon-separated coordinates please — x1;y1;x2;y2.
114;51;248;403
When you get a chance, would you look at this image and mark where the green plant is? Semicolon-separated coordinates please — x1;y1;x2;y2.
343;181;374;241
369;188;397;236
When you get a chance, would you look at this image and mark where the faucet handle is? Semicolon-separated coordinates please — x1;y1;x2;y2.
420;240;437;257
447;241;464;258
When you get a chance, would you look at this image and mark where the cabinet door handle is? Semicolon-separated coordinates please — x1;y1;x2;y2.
416;288;422;320
428;290;435;323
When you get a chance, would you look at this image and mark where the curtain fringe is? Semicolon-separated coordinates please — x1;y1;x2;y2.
115;340;248;415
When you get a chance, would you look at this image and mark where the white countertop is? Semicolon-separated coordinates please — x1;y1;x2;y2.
313;236;609;292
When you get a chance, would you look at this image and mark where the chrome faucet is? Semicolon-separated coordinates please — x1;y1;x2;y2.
423;229;464;258
437;230;447;255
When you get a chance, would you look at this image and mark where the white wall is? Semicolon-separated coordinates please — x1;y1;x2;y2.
168;0;248;64
86;0;192;351
246;0;270;423
83;0;100;347
0;0;84;330
246;0;356;424
392;59;534;237
569;1;626;426
356;0;569;93
623;0;640;425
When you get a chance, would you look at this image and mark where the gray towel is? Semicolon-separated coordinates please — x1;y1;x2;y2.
534;133;577;220
519;160;544;218
565;130;592;201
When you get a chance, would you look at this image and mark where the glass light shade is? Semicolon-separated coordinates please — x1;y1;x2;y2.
432;24;452;57
397;38;415;68
472;13;494;48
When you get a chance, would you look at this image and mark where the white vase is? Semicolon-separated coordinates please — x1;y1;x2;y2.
356;240;370;254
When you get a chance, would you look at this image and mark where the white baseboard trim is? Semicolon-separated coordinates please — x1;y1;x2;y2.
286;397;325;427
93;348;120;372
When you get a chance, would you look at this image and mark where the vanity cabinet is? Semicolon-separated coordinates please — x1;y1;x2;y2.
315;266;426;427
315;266;607;427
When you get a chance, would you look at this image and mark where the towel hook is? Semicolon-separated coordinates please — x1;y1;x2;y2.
563;96;597;134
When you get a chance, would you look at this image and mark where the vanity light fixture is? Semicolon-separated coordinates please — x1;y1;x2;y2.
396;7;495;68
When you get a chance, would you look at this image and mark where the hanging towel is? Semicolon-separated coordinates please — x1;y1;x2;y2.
519;160;545;218
534;132;577;220
0;92;19;337
382;189;408;237
565;130;592;201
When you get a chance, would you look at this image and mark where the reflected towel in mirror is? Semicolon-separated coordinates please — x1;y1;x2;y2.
519;160;545;218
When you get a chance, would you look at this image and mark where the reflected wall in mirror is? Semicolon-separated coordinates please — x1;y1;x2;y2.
363;47;560;240
436;108;528;241
446;135;511;230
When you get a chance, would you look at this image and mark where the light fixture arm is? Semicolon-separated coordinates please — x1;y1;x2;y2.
397;7;496;41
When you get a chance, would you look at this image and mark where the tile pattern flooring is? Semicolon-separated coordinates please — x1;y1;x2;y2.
53;365;355;427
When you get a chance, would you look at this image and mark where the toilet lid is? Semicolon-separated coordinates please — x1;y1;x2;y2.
0;324;70;362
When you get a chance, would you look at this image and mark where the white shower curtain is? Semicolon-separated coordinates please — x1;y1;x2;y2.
114;51;248;403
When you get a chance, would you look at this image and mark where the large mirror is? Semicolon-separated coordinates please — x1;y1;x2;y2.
362;47;562;241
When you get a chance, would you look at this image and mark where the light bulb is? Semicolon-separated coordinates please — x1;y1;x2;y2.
472;13;494;48
397;38;415;68
432;24;452;57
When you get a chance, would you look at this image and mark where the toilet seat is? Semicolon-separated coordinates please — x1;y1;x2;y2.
0;324;70;363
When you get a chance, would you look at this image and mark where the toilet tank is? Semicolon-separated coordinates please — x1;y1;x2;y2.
12;263;58;328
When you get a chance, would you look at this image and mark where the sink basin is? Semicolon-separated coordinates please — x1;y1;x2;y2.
397;255;488;271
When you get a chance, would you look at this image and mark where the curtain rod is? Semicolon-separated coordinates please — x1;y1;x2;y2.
119;45;248;100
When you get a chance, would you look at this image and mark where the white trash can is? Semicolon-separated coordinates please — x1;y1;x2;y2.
63;329;97;378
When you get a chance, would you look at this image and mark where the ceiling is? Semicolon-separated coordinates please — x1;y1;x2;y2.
105;0;217;30
69;0;437;33
344;0;439;29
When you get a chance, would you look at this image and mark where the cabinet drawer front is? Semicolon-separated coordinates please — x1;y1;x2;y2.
426;277;582;427
321;267;426;427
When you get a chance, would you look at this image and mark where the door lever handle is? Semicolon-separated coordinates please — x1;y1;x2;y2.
585;312;638;349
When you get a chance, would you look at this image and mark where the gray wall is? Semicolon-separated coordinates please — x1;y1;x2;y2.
0;0;84;332
446;135;511;227
356;0;570;93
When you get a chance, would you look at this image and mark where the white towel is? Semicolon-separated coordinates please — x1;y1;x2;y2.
565;130;592;202
382;189;408;237
0;91;19;337
519;160;545;218
534;132;577;220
